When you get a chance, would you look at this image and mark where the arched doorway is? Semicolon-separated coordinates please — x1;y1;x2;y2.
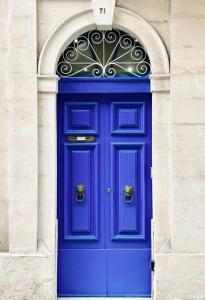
37;7;170;299
56;28;152;297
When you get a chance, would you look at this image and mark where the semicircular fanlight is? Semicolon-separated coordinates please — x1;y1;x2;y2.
56;28;151;78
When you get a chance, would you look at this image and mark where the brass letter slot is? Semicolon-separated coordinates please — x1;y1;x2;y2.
68;136;95;143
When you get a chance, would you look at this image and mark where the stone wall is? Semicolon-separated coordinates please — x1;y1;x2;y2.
0;0;9;251
155;1;205;299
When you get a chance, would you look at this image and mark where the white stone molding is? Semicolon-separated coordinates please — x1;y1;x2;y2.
91;0;116;30
150;74;170;93
38;9;96;77
38;7;169;77
37;75;59;93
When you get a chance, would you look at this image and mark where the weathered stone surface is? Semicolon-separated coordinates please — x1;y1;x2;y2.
153;174;171;252
155;254;205;300
172;194;205;252
37;0;91;54
8;0;38;253
171;73;205;99
0;253;55;300
171;18;205;49
38;92;57;252
171;0;205;17
172;124;205;178
172;98;205;125
117;0;170;22
0;0;9;251
116;0;170;50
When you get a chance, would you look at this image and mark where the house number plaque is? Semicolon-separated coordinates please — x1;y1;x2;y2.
99;8;106;14
91;0;116;30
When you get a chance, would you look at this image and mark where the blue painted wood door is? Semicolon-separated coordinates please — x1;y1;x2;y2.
57;79;152;297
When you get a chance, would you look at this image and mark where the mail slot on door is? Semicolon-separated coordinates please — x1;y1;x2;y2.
68;136;96;142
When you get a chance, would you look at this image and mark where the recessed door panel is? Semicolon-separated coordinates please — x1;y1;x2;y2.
112;102;145;134
111;143;145;240
58;249;107;296
64;102;98;134
64;143;99;241
107;249;151;296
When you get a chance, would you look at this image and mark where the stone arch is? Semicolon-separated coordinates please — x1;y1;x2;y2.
38;7;169;76
37;7;171;291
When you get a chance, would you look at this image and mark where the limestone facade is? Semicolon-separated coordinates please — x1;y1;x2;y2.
0;0;205;299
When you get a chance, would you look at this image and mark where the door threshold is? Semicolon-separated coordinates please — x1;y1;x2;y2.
58;298;151;299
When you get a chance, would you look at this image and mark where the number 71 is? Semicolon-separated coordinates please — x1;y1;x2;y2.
99;8;106;14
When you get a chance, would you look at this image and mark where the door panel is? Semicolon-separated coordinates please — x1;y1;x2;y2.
64;143;99;241
65;102;98;134
111;102;145;134
57;81;152;297
58;249;107;296
111;143;145;241
107;249;151;296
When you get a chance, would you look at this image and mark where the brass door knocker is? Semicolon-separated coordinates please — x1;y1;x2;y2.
123;185;134;203
75;184;85;202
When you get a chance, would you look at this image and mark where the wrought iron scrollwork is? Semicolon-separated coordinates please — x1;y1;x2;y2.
56;28;151;78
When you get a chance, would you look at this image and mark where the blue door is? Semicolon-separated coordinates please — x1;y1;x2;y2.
57;78;152;297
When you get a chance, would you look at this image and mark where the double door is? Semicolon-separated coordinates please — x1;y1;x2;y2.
57;82;152;297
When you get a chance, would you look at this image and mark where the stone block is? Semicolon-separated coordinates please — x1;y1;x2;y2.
153;123;170;176
152;92;170;124
0;253;55;300
38;93;57;126
9;0;36;17
171;190;205;252
37;0;91;52
172;124;205;178
10;74;37;100
172;98;205;125
39;175;56;252
9;99;37;154
10;48;36;74
10;17;35;49
117;0;170;22
39;125;56;152
171;18;205;48
9;176;38;253
153;174;171;252
0;100;9;152
171;0;205;18
171;73;205;100
155;254;205;300
39;151;56;177
0;1;8;24
171;47;205;74
0;177;9;251
0;152;9;177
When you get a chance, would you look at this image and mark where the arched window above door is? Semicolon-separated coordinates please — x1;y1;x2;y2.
56;29;151;78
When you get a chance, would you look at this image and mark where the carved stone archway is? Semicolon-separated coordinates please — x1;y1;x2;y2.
37;7;170;298
38;8;169;75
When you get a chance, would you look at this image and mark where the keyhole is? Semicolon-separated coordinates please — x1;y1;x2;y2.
107;187;112;194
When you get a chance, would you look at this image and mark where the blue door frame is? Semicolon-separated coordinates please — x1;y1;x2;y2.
57;78;152;297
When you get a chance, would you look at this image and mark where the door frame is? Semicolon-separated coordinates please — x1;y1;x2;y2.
37;7;170;299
